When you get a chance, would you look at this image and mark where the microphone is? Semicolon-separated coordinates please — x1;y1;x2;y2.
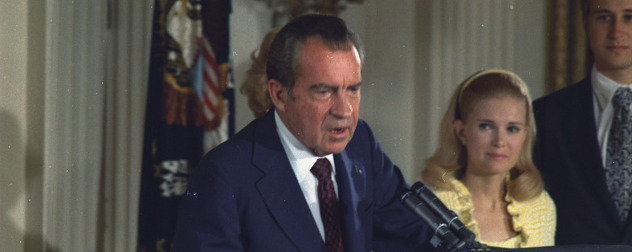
401;190;467;251
402;181;488;251
410;181;476;244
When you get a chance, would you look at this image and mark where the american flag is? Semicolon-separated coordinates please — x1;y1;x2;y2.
201;36;224;124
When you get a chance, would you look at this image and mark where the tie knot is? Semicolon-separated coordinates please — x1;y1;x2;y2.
612;87;632;109
311;158;332;181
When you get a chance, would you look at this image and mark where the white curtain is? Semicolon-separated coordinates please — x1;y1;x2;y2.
43;0;107;250
414;0;520;166
102;0;154;251
42;0;152;251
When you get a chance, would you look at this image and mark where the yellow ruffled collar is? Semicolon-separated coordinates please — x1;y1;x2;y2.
445;175;529;248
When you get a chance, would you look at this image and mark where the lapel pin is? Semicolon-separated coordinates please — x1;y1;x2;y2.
354;165;363;175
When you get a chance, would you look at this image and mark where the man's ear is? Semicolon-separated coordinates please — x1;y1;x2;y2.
268;79;288;112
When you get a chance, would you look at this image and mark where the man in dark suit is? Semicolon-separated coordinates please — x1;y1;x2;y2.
172;14;431;251
533;0;632;245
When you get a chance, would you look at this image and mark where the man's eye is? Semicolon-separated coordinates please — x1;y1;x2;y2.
347;86;361;95
313;88;333;99
596;15;612;22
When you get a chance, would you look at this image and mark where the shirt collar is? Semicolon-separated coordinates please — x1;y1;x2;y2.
592;67;630;110
275;111;335;180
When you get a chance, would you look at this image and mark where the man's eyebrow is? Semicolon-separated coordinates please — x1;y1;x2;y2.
348;82;362;88
310;83;335;90
309;82;362;89
591;9;632;15
591;9;612;15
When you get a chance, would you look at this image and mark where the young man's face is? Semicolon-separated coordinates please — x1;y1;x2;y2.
585;0;632;75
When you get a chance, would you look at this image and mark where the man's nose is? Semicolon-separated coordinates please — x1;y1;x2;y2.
609;17;628;39
330;94;353;117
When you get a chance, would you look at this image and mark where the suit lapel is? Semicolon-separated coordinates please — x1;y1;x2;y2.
623;210;632;244
560;79;622;225
252;111;325;251
334;152;367;251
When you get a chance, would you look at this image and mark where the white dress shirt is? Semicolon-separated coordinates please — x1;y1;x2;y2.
274;111;337;241
591;67;632;167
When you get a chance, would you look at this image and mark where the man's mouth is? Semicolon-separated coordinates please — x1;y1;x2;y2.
330;128;345;134
608;45;629;51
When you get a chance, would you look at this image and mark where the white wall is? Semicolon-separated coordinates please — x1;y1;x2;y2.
0;1;28;251
356;0;418;179
1;0;46;251
231;0;275;129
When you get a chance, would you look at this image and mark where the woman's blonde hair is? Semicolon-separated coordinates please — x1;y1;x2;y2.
240;29;279;118
421;69;543;201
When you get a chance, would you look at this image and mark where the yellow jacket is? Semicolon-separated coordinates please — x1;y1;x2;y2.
432;176;556;248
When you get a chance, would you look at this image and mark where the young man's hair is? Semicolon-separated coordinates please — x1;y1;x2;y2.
581;0;590;17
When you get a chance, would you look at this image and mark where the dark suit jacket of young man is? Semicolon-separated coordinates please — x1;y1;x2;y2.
172;109;432;251
533;77;632;245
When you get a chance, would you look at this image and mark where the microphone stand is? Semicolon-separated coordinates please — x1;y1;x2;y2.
402;181;488;251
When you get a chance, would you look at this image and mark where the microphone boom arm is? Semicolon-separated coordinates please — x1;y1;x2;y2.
401;181;488;251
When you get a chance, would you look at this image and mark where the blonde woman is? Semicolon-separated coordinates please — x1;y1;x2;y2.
421;69;556;248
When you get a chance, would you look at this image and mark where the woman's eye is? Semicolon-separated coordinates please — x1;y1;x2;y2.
508;126;521;133
478;123;491;130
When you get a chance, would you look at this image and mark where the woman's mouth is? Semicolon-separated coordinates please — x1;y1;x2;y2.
488;153;507;160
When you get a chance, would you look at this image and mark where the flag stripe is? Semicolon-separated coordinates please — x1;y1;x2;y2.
201;37;222;120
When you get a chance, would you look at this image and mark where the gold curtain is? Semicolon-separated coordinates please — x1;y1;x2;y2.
545;0;591;94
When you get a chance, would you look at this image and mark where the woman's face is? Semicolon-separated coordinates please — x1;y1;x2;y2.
455;97;528;177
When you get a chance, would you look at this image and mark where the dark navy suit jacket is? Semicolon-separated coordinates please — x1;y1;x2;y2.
533;77;632;245
172;110;431;251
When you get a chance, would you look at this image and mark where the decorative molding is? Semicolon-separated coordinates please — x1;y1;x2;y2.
255;0;363;26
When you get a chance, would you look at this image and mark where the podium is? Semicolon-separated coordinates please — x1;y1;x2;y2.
450;244;632;251
400;182;632;252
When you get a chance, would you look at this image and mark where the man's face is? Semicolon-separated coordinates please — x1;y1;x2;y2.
585;0;632;74
274;37;362;156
